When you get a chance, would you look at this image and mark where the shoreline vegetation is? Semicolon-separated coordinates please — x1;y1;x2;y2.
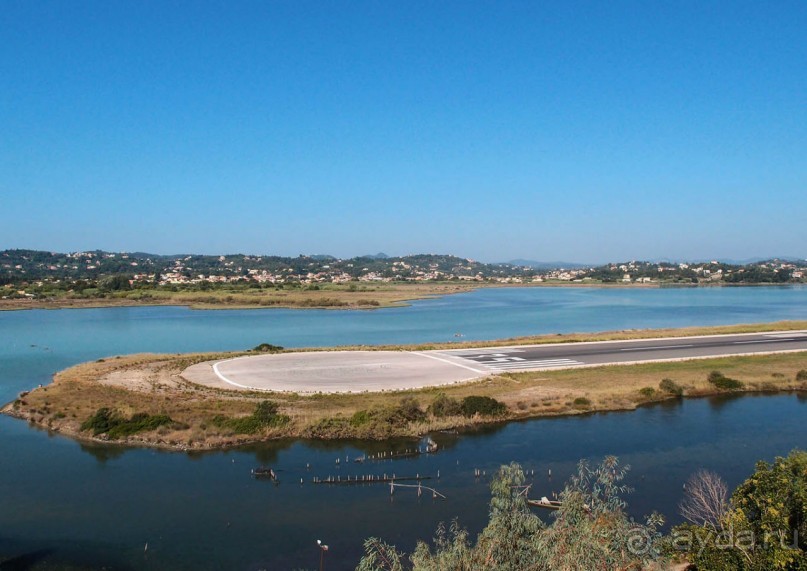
0;280;800;312
0;281;479;311
3;322;806;451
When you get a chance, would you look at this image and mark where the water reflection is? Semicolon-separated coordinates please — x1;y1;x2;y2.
1;394;805;570
78;442;128;464
706;393;740;411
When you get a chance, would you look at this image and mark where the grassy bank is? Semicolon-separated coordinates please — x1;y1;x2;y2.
0;281;479;311
3;324;805;450
0;279;761;312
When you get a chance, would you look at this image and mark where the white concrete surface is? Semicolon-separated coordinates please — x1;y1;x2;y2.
182;350;487;394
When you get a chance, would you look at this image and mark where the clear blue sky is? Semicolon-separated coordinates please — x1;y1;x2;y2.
1;1;805;263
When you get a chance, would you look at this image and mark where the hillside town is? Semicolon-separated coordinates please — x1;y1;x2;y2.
1;250;805;298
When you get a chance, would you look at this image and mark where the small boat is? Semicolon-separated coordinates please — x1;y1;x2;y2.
527;496;562;510
251;466;278;481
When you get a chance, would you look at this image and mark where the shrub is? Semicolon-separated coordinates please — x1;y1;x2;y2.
107;413;174;439
796;369;807;381
80;408;174;439
80;407;120;436
253;400;279;422
395;397;426;423
252;343;283;353
364;398;427;426
572;397;591;408
639;387;656;398
707;371;744;390
659;378;684;396
428;393;462;418
461;396;507;417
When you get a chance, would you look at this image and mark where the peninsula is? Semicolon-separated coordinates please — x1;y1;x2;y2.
4;321;805;451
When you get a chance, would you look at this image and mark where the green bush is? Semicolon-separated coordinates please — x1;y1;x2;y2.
252;343;284;353
639;387;656;398
707;370;744;390
253;400;279;422
796;369;807;381
659;378;684;396
80;407;120;435
429;393;463;417
572;397;591;408
80;408;174;439
107;413;174;439
461;396;507;417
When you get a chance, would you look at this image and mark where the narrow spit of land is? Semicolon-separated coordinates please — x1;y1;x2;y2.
0;280;685;311
2;321;806;451
0;282;478;311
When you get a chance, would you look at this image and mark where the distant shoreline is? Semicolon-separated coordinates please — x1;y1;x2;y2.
1;281;800;313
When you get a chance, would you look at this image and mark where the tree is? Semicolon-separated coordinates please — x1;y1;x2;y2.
675;450;807;570
679;470;729;530
98;274;132;291
730;450;807;569
357;458;667;570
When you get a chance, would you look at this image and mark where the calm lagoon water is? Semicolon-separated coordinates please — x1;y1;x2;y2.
1;286;806;569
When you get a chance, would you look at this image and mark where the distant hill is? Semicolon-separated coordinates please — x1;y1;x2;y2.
714;256;805;265
506;259;591;270
360;252;389;260
0;249;534;282
2;249;804;286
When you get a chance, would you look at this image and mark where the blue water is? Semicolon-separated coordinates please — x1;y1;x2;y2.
2;285;807;396
1;286;806;569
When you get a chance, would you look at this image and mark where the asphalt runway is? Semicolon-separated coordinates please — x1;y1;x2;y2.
442;331;807;372
182;330;807;394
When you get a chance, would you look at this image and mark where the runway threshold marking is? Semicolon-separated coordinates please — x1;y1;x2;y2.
481;358;583;371
410;352;486;374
